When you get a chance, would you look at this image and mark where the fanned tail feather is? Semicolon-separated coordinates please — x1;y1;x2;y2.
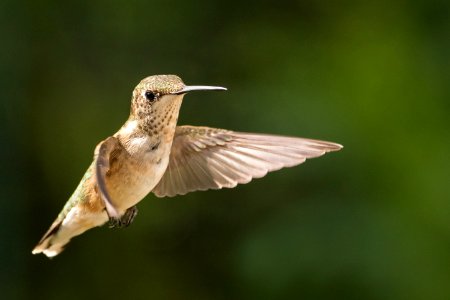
32;206;108;258
32;219;66;258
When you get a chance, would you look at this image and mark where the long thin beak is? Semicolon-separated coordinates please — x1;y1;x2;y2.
172;85;227;95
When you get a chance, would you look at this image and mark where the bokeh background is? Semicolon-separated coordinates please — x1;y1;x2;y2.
1;0;449;299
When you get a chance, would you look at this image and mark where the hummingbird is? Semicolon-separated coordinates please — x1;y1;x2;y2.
32;74;342;257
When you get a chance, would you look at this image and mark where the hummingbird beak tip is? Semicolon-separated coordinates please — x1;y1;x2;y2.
174;85;227;94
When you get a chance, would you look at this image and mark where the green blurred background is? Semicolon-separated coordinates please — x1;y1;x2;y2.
1;0;449;299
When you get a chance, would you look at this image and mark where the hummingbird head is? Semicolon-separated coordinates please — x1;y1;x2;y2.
130;75;184;119
130;75;226;118
129;75;226;134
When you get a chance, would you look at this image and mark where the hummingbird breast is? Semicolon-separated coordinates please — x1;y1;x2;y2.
107;125;176;213
108;136;172;213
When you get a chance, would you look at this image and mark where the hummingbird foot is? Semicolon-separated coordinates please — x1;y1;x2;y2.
108;206;138;228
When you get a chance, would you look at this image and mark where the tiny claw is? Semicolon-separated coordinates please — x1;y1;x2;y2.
108;206;138;229
108;217;122;229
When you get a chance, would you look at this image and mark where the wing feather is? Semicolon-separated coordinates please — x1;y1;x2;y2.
94;136;125;217
152;126;342;197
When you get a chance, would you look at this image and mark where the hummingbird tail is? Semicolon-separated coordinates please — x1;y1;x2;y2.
32;219;65;257
32;206;109;258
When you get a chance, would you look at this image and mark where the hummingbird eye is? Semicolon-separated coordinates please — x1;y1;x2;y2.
145;91;158;102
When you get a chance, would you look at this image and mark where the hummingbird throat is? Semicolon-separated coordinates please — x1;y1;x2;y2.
138;97;183;140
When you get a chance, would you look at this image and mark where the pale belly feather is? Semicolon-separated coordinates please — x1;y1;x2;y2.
106;136;172;213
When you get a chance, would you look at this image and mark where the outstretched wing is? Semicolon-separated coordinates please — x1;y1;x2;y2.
152;126;342;197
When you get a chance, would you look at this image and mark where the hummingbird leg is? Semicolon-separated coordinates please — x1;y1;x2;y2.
108;206;138;228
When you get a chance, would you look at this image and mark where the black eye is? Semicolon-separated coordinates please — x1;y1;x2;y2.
145;91;156;102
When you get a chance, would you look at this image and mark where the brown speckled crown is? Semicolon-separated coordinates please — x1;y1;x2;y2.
136;75;185;94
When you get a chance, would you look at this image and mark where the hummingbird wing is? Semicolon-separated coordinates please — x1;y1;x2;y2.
152;126;342;197
94;136;124;218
